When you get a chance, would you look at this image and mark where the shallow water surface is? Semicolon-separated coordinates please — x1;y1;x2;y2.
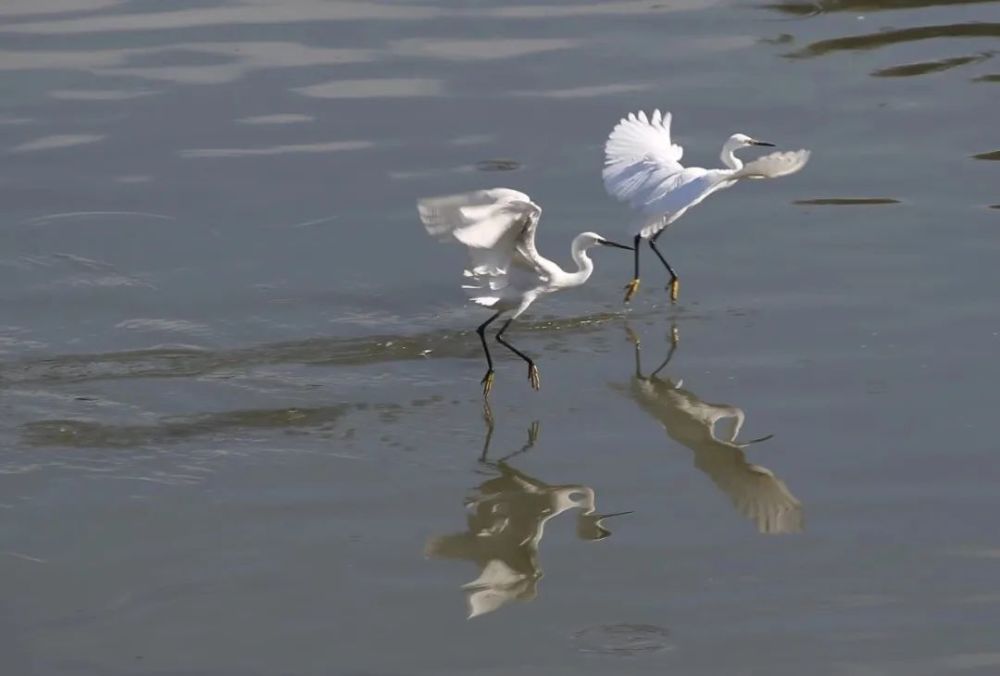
1;0;999;674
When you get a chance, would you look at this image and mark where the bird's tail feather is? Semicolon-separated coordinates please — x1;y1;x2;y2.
462;269;508;307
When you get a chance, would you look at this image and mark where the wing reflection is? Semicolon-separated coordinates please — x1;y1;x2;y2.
619;325;803;535
426;415;629;618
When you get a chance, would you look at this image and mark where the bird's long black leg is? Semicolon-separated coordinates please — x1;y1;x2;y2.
496;421;540;464
650;324;680;378
633;335;643;379
479;401;496;461
495;319;540;391
623;234;642;303
477;311;502;397
624;322;643;378
649;229;680;302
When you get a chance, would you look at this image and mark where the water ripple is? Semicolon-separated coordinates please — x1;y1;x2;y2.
8;133;104;153
178;140;372;159
0;2;438;35
294;78;444;99
765;0;997;16
788;23;1000;58
237;114;314;125
872;52;993;77
0;313;625;387
794;197;901;205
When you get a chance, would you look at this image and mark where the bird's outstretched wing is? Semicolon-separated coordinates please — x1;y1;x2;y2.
603;109;685;206
417;188;546;307
694;445;803;535
605;109;683;170
604;110;727;234
733;149;811;180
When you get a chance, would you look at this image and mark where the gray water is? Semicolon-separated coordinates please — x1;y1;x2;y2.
2;1;999;674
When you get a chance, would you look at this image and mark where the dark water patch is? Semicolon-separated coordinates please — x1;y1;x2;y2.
974;73;1000;82
972;149;1000;160
872;52;993;77
474;159;521;172
764;0;997;17
760;33;795;45
795;197;901;205
788;23;1000;58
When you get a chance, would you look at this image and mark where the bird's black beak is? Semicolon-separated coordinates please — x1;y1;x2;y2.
751;140;775;147
577;510;633;540
599;510;634;519
599;239;633;250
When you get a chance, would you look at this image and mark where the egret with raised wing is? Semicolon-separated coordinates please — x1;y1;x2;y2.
603;109;810;302
417;188;632;396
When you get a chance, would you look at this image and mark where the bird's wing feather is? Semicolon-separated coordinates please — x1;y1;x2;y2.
510;207;547;274
694;446;803;535
604;109;736;235
732;149;810;180
417;188;545;308
632;168;734;227
417;188;535;250
604;109;684;169
603;109;685;205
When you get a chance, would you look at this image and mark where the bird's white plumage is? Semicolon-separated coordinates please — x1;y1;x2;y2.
604;109;684;172
417;188;551;312
418;189;631;394
603;109;810;238
733;149;811;180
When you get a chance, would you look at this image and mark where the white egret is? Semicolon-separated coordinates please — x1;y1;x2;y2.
603;109;811;302
417;188;632;396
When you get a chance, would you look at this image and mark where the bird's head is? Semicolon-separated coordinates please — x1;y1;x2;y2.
576;510;633;541
575;232;633;251
727;133;775;150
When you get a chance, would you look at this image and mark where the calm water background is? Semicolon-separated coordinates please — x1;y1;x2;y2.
1;1;999;674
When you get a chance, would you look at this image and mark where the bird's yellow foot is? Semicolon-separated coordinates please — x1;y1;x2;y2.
669;278;680;303
528;364;541;391
623;278;641;303
481;370;496;397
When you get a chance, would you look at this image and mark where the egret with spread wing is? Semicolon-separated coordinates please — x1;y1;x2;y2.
417;188;631;396
603;109;810;303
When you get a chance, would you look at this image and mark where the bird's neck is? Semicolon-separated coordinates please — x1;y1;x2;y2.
552;485;595;515
563;247;595;287
712;407;745;443
720;142;743;171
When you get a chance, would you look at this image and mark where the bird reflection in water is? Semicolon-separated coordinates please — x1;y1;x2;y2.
425;410;631;618
619;324;803;534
